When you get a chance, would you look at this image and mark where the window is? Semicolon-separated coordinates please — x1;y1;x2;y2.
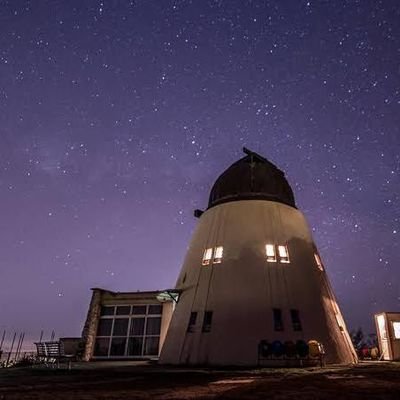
110;337;127;356
266;244;276;262
132;305;147;315
392;322;400;339
335;313;344;331
130;318;145;336
100;306;114;316
290;309;302;331
94;338;110;356
97;319;113;336
144;337;160;356
273;308;283;331
213;246;223;264
202;311;213;332
278;245;290;263
113;318;129;336
116;306;131;315
202;248;213;265
94;303;163;358
145;317;161;335
314;253;323;271
127;337;143;356
187;312;197;332
148;305;163;315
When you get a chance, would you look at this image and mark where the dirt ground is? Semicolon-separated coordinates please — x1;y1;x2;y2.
0;361;399;400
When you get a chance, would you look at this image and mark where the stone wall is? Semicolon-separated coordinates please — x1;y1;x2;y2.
81;289;102;361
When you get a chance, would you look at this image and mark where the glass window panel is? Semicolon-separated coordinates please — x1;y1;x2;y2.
273;308;283;331
202;311;213;332
202;248;213;265
97;319;113;336
113;318;129;336
278;245;290;263
148;305;162;315
213;246;223;263
290;309;302;331
266;244;276;262
109;337;127;356
392;322;400;339
146;317;161;335
116;306;131;315
100;306;114;316
130;318;145;336
93;338;110;356
127;337;143;356
144;337;160;356
187;311;197;332
132;305;147;315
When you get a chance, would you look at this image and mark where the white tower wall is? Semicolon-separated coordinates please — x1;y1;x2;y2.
160;200;357;366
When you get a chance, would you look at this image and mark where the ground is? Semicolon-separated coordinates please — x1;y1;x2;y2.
0;361;399;399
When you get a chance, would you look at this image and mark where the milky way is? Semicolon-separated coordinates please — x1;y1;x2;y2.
0;0;399;343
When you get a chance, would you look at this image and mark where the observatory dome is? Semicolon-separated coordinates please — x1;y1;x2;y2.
208;147;296;209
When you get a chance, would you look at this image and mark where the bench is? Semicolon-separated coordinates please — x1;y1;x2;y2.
35;341;74;369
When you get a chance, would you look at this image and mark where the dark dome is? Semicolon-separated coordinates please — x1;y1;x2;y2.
208;148;296;209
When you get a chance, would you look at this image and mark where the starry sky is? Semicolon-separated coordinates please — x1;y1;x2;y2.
0;0;399;345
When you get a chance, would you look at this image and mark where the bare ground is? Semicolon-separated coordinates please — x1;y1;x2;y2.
0;361;399;400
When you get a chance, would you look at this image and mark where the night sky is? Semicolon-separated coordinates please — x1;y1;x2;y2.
0;0;399;345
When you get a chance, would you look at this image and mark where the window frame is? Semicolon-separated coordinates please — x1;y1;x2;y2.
213;246;224;264
278;245;290;263
266;244;277;262
202;248;213;265
202;311;213;333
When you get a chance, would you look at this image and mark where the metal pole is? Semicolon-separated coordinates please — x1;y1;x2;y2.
14;333;25;362
39;330;44;343
6;332;16;367
0;329;5;350
51;330;55;341
14;333;22;362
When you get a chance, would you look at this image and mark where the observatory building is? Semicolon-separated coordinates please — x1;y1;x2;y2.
159;148;357;366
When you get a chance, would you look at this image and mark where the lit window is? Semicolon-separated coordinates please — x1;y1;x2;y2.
202;311;213;332
335;313;344;331
314;253;323;271
202;248;213;265
213;246;223;264
393;322;400;339
266;244;276;262
278;245;290;263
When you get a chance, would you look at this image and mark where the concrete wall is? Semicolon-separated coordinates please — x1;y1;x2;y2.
159;200;357;366
375;312;400;360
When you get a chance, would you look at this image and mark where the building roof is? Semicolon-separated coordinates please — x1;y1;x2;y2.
207;147;296;209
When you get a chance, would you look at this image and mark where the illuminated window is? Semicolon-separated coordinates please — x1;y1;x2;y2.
392;322;400;339
335;313;344;331
202;248;213;265
266;244;277;262
278;245;290;263
314;253;323;271
213;246;223;264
